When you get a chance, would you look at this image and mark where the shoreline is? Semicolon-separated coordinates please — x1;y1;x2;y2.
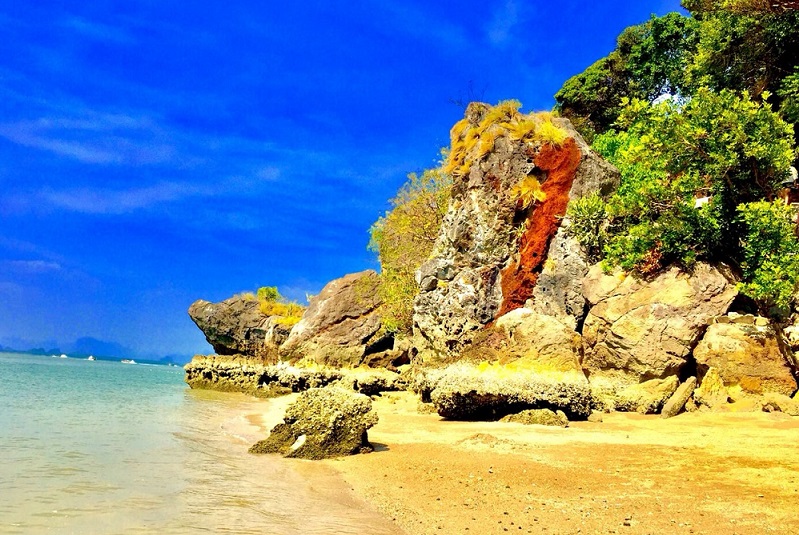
287;391;799;535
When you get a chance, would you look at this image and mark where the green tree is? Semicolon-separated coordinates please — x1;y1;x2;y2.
682;3;799;107
369;168;451;334
737;200;799;316
585;89;795;276
555;13;698;139
257;286;281;302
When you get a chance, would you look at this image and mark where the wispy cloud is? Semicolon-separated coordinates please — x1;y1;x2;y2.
36;171;282;215
376;2;469;52
486;1;528;49
4;260;62;273
60;16;136;45
0;114;175;165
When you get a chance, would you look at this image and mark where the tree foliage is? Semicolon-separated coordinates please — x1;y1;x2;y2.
555;13;698;139
572;89;795;291
369;168;451;334
684;5;799;105
555;7;799;140
737;201;799;316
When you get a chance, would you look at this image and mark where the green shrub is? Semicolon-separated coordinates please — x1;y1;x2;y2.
249;286;306;326
590;88;794;275
257;286;281;302
565;193;608;263
737;200;799;316
369;168;451;334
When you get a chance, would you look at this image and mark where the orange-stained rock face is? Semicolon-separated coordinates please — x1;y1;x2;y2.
498;138;582;316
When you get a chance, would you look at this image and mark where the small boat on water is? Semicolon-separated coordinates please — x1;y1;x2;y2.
120;359;136;364
59;354;68;359
87;355;96;361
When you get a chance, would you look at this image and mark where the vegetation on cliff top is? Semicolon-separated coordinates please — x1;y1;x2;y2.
369;4;799;323
239;286;305;326
369;169;451;334
562;4;799;316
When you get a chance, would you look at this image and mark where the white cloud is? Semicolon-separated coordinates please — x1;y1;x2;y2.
0;114;175;165
61;16;136;45
4;260;62;273
486;0;528;49
376;2;469;52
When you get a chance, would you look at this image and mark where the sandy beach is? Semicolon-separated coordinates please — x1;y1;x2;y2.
302;391;799;535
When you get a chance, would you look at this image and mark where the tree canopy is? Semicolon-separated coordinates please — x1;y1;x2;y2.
561;4;799;316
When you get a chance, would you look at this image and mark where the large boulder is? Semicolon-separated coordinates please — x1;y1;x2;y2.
424;362;592;420
500;408;569;427
280;270;392;367
248;387;378;459
183;354;289;397
413;103;618;360
581;263;737;386
491;308;584;373
613;376;679;414
188;295;289;358
661;376;697;419
418;308;590;420
693;322;798;397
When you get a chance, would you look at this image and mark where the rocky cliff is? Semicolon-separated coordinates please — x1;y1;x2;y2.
413;103;618;362
186;101;799;421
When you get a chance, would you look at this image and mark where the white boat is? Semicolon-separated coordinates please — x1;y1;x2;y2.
87;355;96;361
59;354;68;359
121;359;136;364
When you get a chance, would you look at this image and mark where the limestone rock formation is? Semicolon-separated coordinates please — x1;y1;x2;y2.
184;356;408;396
183;354;290;397
500;408;569;427
661;377;697;419
490;308;584;373
424;362;592;420
693;322;798;397
248;387;378;459
612;376;679;414
581;263;737;386
413;104;618;360
188;295;288;358
280;270;392;367
762;393;799;416
693;367;730;409
530;225;590;330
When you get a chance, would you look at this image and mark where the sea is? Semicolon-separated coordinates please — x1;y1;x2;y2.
0;352;401;535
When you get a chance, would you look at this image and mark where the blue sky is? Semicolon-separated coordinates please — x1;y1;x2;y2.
0;1;684;358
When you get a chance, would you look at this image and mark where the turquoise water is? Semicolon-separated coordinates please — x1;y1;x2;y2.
0;353;401;534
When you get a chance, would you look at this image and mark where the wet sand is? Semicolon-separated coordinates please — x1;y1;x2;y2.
317;391;799;535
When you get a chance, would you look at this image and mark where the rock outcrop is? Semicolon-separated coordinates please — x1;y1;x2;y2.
413;104;618;360
188;295;289;358
612;376;679;414
530;225;590;330
693;322;798;397
184;356;409;396
581;263;737;386
693;367;730;409
249;387;378;459
184;354;291;397
422;361;592;420
280;270;393;368
480;308;585;374
500;408;569;427
661;377;697;418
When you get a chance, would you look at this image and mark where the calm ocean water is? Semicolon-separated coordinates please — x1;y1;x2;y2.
0;352;400;535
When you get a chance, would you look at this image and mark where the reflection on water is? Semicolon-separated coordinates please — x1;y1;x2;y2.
0;354;401;535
